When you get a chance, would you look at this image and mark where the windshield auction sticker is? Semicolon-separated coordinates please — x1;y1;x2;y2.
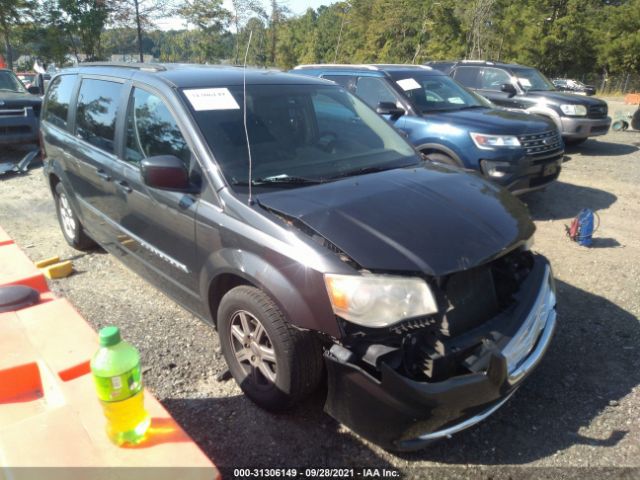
184;88;240;111
396;78;421;91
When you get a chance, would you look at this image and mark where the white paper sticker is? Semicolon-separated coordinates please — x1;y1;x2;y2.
396;78;422;91
184;88;240;111
517;77;532;88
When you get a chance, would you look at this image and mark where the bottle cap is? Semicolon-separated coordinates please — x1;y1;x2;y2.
99;326;121;347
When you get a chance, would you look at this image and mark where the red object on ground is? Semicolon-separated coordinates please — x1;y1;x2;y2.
624;93;640;105
0;230;220;478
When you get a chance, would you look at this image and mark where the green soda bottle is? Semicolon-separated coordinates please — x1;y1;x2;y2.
91;326;151;446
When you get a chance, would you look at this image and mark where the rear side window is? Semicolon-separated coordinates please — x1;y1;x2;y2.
75;79;124;154
322;75;356;92
43;75;76;130
124;88;190;167
451;67;481;89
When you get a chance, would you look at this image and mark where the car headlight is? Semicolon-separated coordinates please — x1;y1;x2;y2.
470;132;521;149
559;104;587;116
323;273;438;327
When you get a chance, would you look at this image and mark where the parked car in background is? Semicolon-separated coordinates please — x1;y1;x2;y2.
41;63;556;451
293;64;564;194
552;78;596;96
429;60;611;145
0;68;43;147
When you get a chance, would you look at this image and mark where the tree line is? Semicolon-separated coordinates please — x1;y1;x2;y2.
1;0;639;80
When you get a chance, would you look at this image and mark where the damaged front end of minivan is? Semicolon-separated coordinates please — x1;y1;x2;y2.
322;248;556;451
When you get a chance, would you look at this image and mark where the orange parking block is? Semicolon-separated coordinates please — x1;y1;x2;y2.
0;225;13;246
0;243;49;292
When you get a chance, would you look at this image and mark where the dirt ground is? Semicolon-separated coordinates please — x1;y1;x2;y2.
1;100;639;479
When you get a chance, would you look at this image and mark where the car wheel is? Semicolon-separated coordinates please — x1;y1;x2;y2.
423;152;460;167
54;183;96;251
218;285;324;412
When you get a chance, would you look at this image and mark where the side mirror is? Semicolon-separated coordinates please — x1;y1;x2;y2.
376;102;405;120
27;85;43;95
140;155;191;191
500;83;517;96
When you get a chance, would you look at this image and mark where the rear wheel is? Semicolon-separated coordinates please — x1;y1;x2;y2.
218;286;324;412
54;183;96;251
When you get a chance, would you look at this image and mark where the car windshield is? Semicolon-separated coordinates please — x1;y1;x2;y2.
389;72;492;113
183;84;419;188
510;67;555;92
0;70;27;93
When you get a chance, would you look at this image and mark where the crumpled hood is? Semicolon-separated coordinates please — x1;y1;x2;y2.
257;165;535;276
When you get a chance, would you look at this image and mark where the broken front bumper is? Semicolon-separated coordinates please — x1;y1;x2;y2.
324;258;557;451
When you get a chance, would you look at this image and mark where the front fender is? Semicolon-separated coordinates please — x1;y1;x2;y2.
199;248;339;337
524;106;562;131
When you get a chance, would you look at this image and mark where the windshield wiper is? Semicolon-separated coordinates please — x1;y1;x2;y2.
328;164;413;180
457;105;488;110
252;174;323;185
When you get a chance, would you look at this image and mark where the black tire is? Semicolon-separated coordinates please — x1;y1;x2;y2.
631;108;640;131
218;285;324;412
422;151;460;167
54;182;96;251
564;137;588;146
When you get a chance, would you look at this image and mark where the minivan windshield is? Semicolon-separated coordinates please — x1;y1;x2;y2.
388;72;492;113
183;84;419;187
0;70;27;93
510;67;555;92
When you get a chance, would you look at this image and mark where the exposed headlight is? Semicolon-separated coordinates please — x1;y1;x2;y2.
559;104;587;116
470;132;521;149
480;159;511;178
323;273;438;327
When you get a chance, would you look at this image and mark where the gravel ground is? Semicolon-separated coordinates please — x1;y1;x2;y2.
1;100;639;479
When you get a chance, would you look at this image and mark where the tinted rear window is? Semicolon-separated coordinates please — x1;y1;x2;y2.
76;79;124;153
43;75;77;130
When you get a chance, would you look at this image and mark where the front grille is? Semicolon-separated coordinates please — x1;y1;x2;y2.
0;125;31;135
588;104;607;119
518;130;562;157
0;108;26;116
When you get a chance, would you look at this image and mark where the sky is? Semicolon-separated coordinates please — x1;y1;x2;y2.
156;0;338;31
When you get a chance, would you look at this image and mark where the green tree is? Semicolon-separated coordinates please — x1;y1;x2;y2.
0;0;32;69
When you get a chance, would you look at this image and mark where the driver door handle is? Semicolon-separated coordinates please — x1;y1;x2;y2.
115;180;132;194
96;168;111;181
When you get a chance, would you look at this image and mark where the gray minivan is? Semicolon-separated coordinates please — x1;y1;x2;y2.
41;63;556;451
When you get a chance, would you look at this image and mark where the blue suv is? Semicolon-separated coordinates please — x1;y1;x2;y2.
292;64;564;195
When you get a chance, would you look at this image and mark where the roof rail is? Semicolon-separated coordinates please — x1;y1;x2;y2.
293;64;380;71
371;64;432;70
78;62;167;72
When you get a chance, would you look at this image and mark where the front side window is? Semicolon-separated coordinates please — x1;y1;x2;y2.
43;75;77;130
76;79;124;153
182;84;418;188
125;88;190;167
478;68;512;91
354;77;400;109
389;72;491;113
322;75;356;92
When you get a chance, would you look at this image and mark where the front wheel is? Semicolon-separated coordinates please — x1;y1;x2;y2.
422;152;460;167
54;183;96;251
218;286;324;412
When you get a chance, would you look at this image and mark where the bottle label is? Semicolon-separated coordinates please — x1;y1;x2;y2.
93;365;142;402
